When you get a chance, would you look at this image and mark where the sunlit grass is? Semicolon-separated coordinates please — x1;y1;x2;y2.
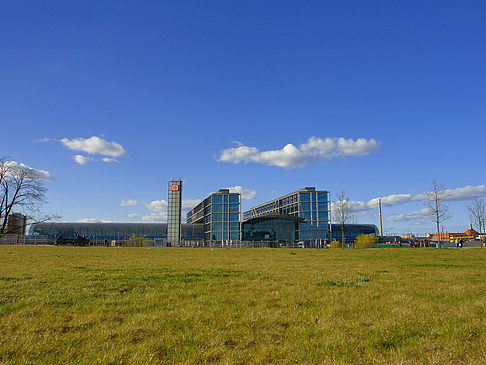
1;246;486;363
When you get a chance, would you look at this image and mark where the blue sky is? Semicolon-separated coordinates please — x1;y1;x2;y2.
1;1;485;235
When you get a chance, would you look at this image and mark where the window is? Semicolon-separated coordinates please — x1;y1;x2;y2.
230;232;239;241
212;222;223;231
300;202;311;211
212;204;222;212
318;202;328;211
301;212;312;221
212;213;222;222
229;213;239;221
229;222;240;231
224;194;228;203
212;194;223;203
212;232;222;241
229;194;239;203
317;192;328;201
299;192;311;201
229;204;239;213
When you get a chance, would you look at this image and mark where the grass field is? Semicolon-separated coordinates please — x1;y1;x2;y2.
1;246;486;364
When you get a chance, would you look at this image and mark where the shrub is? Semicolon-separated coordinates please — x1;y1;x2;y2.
355;234;378;248
331;240;342;248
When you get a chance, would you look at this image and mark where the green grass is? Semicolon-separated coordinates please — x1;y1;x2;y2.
1;246;486;364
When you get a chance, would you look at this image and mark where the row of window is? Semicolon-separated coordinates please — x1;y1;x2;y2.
210;232;240;241
211;194;240;204
209;204;239;213
209;213;240;222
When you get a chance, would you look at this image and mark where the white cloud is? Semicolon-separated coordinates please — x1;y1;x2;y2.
121;199;138;207
141;212;167;223
218;137;380;168
334;184;486;213
386;208;433;222
73;155;93;165
226;186;256;200
77;218;114;223
102;157;118;163
145;199;168;212
443;185;486;202
127;213;141;218
144;199;201;213
61;136;126;157
4;161;53;181
142;199;201;223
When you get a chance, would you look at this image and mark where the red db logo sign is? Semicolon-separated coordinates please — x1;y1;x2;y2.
170;184;179;191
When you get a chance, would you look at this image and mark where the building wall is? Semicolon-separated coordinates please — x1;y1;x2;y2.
29;222;204;241
167;180;182;246
243;187;330;247
187;189;240;244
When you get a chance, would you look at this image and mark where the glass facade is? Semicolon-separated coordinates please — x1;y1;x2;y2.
186;189;240;245
242;187;330;247
29;222;204;241
167;180;182;246
242;217;299;242
330;224;379;242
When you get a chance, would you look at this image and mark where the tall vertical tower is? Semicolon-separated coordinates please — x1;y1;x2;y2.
167;180;182;246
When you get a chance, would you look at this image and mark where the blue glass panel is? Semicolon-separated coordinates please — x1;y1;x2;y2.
229;213;239;221
299;192;311;201
318;202;328;210
229;204;239;212
212;222;223;231
229;222;240;231
301;212;311;221
312;202;317;211
212;204;222;212
229;232;239;241
229;194;239;203
300;202;311;211
223;204;228;212
212;232;222;241
317;192;328;201
212;213;222;222
212;194;223;203
224;194;228;203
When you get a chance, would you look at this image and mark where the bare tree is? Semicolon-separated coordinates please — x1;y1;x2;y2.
424;179;450;249
467;198;485;248
0;159;48;234
333;191;354;248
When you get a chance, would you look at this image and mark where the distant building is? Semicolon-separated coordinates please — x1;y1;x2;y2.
186;189;241;244
431;226;480;242
242;187;330;247
7;213;27;235
167;180;183;246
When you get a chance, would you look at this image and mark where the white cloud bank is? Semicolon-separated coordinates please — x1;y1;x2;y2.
386;208;433;223
226;186;256;200
218;137;380;168
61;136;126;157
142;199;202;222
4;161;53;181
73;155;93;165
334;185;486;213
121;199;138;207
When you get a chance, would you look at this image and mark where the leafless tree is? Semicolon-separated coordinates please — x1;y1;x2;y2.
424;179;450;249
0;158;48;234
468;198;485;248
333;191;354;248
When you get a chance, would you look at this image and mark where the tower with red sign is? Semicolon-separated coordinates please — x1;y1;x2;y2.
167;180;182;246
